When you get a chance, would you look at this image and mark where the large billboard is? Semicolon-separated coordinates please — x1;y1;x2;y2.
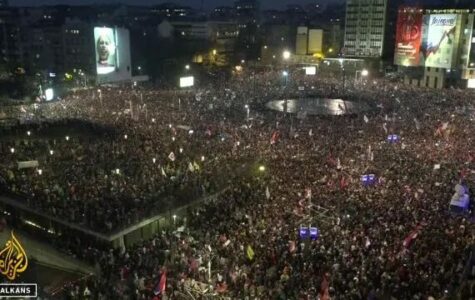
394;7;423;66
422;14;459;68
94;27;132;84
469;18;475;68
94;27;117;75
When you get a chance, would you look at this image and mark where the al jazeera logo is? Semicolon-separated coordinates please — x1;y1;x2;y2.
0;231;37;298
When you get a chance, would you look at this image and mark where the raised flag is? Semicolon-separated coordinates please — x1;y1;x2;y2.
153;270;167;296
289;240;296;253
265;186;270;199
270;131;279;145
188;162;195;172
364;115;369;123
193;161;200;171
168;152;176;161
414;118;420;130
161;167;167;177
304;187;311;200
403;225;422;248
246;245;255;260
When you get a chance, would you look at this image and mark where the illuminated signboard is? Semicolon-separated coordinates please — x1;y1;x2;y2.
94;27;118;75
179;76;194;88
394;7;423;66
422;14;459;68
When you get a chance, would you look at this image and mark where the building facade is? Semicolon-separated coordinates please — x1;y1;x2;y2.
396;8;475;89
343;0;388;58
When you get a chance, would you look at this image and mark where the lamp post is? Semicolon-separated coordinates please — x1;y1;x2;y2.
339;58;346;89
282;70;289;86
355;69;369;83
282;50;291;61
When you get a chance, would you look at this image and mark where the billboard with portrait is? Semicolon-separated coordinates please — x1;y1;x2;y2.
94;27;117;75
394;7;423;66
468;19;475;68
422;14;459;68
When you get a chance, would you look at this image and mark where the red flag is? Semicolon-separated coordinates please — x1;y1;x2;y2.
339;176;348;190
154;270;167;296
403;225;422;248
320;273;330;300
270;131;279;145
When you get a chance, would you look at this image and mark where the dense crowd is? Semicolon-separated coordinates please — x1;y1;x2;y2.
1;67;475;299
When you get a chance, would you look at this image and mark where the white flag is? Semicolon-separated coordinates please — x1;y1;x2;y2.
193;161;200;171
383;123;388;134
336;158;341;170
442;122;449;130
384;114;388;121
161;167;167;177
265;186;270;199
414;118;420;130
168;152;176;161
364;115;369;123
188;162;195;172
309;129;313;136
434;164;441;170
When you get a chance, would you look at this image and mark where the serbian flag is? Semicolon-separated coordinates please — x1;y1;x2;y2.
319;274;330;300
403;225;422;248
339;176;349;190
270;131;279;145
153;270;167;296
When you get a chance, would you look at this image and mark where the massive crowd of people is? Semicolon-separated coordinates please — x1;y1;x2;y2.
1;67;475;299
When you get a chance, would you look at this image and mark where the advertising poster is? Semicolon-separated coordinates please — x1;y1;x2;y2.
422;14;458;68
94;27;117;75
394;7;423;66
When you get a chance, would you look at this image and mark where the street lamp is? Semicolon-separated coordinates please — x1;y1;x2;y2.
185;65;190;70
283;50;291;60
355;69;369;82
282;70;289;87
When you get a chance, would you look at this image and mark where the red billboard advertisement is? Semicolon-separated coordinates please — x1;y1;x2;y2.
394;7;423;66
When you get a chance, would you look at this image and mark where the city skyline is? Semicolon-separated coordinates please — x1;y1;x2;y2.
12;0;343;10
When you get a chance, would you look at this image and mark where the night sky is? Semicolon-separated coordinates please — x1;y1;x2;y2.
12;0;343;10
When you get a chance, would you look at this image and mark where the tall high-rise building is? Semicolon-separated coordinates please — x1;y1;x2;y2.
234;0;259;23
343;0;388;58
